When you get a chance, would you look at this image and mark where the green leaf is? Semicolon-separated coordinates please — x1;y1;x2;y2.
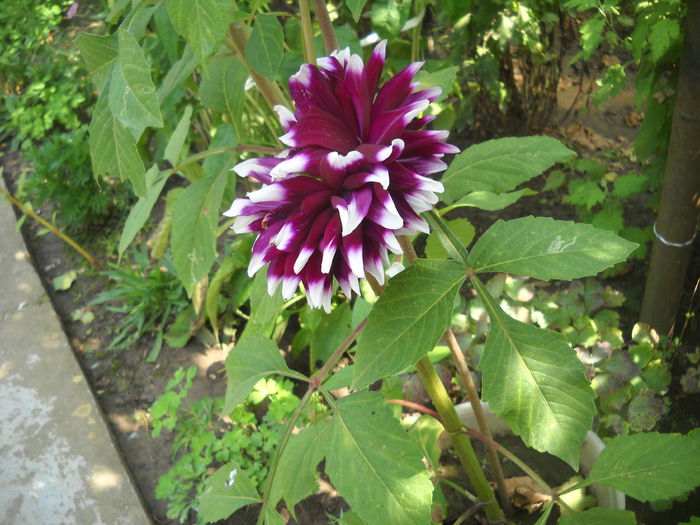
346;0;368;22
649;18;680;62
223;333;291;414
164;105;193;165
246;14;284;80
352;259;465;388
472;277;595;468
425;218;474;259
559;508;636;525
582;432;700;501
118;166;169;257
75;33;118;91
241;271;285;339
310;302;352;367
157;45;198;102
579;17;605;60
415;66;458;103
448;188;536;211
200;55;248;137
268;419;330;512
171;171;227;294
167;0;233;61
326;391;433;525
612;173;647;199
52;270;78;291
206;256;239;338
441;137;575;204
89;89;147;196
109;30;163;136
198;462;260;523
468;217;638;280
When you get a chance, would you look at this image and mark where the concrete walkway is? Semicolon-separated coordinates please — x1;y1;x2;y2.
0;180;152;525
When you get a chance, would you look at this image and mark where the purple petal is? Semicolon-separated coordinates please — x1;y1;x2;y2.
372;61;423;115
332;185;372;236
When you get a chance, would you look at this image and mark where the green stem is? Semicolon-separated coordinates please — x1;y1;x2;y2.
257;317;367;524
299;0;316;64
425;210;470;266
1;189;103;271
445;328;514;516
311;0;338;52
257;386;316;525
415;357;503;521
399;236;503;521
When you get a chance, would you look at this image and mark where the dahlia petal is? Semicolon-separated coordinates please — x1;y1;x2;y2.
369;98;430;144
282;274;301;299
386;261;405;278
293;245;314;274
405;191;437;213
357;143;393;163
269;150;320;180
232;157;284;184
267;257;285;295
320;150;364;187
343;164;390;190
367;186;403;230
248;184;287;203
232;214;262;233
274;105;297;131
342;228;365;278
398;156;448;175
223;198;253;218
281;106;358;152
363;39;386;95
332;186;372;236
381;229;403;254
320;216;341;274
373;61;423;115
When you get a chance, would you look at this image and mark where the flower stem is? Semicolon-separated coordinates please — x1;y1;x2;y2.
399;236;503;521
298;0;316;65
311;0;338;52
415;357;503;521
445;328;514;516
257;317;367;524
1;189;103;271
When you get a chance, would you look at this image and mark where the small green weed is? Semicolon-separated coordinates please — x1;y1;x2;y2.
91;246;188;359
150;367;310;523
21;130;131;233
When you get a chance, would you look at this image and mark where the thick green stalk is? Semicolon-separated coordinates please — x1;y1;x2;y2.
400;236;503;521
415;357;503;521
298;0;316;65
311;0;338;52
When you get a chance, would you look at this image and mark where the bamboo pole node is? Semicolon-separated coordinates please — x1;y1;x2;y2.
653;222;697;248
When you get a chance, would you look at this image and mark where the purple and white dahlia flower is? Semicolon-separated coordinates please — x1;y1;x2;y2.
225;42;459;311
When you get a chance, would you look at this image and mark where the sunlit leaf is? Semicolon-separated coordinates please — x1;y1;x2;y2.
559;508;636;525
352;259;464;388
108;30;163;136
167;0;233;61
473;277;595;468
582;432;700;501
442;137;574;204
223;333;291;414
171;171;227;294
89;89;146;196
198;462;260;523
246;14;284;80
326;391;433;524
468;217;638;280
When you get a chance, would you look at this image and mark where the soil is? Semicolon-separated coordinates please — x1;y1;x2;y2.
3;43;700;525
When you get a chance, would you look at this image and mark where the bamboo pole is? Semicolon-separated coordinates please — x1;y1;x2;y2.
640;0;700;335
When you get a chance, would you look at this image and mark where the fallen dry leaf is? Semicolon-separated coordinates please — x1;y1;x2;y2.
501;476;552;513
